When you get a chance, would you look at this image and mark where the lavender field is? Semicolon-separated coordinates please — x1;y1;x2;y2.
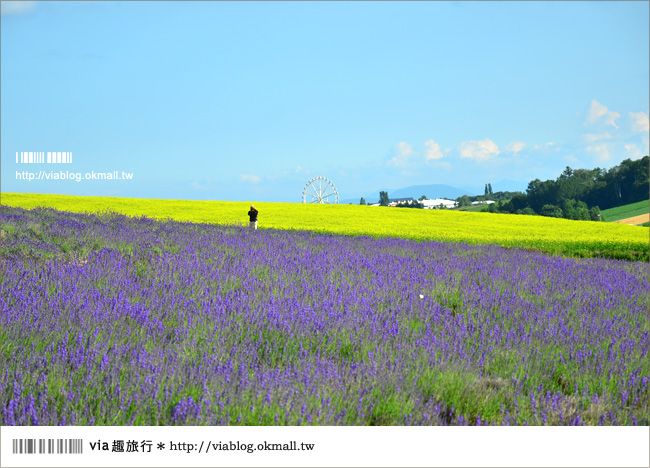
1;205;648;426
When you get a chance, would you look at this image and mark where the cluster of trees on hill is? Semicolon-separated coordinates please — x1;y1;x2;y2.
360;156;648;221
395;200;424;208
471;156;649;220
373;191;425;208
457;190;523;206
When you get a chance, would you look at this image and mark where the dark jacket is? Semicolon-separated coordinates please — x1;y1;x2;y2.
248;209;258;222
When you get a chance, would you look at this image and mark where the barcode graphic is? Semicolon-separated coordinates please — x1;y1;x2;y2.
16;152;73;164
12;438;83;454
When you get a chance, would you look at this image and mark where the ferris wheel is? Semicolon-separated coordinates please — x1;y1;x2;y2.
302;176;339;204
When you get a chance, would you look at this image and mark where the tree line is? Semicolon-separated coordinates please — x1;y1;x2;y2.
358;156;648;220
367;191;428;207
474;156;649;220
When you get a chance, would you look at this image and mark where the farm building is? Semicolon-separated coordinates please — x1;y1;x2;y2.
471;200;495;205
388;197;415;206
422;199;458;209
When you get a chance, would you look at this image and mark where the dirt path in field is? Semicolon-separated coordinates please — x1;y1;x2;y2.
613;214;649;225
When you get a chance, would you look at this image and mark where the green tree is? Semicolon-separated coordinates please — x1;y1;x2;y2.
504;194;529;213
418;195;428;201
540;204;563;218
589;206;602;222
561;198;590;220
379;191;390;206
560;166;573;179
527;178;557;213
397;200;423;209
575;200;590;220
517;207;536;216
561;199;576;219
360;197;366;205
457;195;471;207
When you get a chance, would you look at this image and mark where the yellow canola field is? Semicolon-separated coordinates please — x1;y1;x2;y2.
2;192;648;258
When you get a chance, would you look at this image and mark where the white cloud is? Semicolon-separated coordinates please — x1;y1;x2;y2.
586;100;620;129
629;112;649;133
239;174;261;183
585;143;612;162
387;141;415;167
387;139;450;168
397;141;414;157
458;138;500;161
584;132;611;142
424;139;444;162
505;142;526;154
531;142;556;151
1;1;35;16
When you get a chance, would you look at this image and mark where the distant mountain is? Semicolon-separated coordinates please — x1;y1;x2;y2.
390;184;472;200
340;183;476;204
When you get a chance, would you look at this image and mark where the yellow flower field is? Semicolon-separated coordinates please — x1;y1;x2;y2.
2;192;648;260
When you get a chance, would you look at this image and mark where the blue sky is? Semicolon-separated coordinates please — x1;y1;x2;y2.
2;1;648;203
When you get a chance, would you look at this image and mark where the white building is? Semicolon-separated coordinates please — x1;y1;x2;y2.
422;199;457;209
471;200;495;205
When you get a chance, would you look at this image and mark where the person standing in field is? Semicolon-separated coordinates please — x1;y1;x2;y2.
248;205;259;230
